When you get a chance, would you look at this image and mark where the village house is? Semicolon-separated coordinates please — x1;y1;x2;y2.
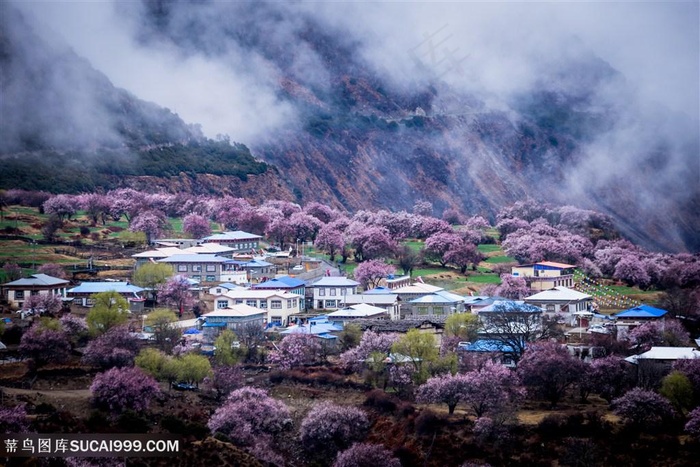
132;247;184;268
199;304;266;342
211;289;301;326
406;290;467;319
200;231;263;252
66;281;145;313
475;300;545;359
458;340;518;368
390;282;445;303
181;243;235;258
2;273;70;309
157;254;230;283
132;243;235;270
340;289;402;320
614;304;669;340
625;346;700;388
311;276;360;310
524;286;593;326
326;303;389;324
240;259;276;282
252;276;306;309
511;261;576;291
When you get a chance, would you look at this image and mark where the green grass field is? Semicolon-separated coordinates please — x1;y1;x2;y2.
413;267;451;277
464;273;501;284
606;285;658;295
403;240;424;253
484;255;516;264
477;244;502;253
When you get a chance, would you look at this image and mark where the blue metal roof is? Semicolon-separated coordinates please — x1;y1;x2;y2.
364;286;393;295
458;339;515;353
253;276;304;289
615;304;668;319
316;333;338;340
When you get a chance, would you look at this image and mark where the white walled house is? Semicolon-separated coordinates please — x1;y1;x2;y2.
511;262;576;291
2;274;69;308
66;281;145;313
212;289;301;326
524;286;593;325
157;254;230;283
340;292;402;320
311;277;360;310
326;303;388;324
201;231;263;252
199;304;266;341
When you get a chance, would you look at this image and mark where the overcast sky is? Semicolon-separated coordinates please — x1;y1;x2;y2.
14;0;700;141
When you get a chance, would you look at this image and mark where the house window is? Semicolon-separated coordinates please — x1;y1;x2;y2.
215;288;222;294
319;288;326;296
341;288;347;295
259;301;267;309
417;306;429;315
235;300;243;305
271;300;282;309
287;299;293;308
178;265;187;272
546;304;555;312
271;316;282;323
330;289;336;296
206;265;217;272
325;300;336;308
30;290;39;296
217;301;228;309
246;300;257;307
192;265;202;272
206;275;216;282
192;275;201;281
15;291;25;300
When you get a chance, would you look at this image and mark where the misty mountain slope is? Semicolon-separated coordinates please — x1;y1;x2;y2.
0;5;201;152
136;1;693;253
0;4;285;198
3;2;699;253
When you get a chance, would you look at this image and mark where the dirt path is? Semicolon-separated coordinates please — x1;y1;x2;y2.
1;386;92;398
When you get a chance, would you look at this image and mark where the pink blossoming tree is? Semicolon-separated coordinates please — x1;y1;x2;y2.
268;333;323;369
300;401;370;455
90;367;161;414
353;260;396;289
